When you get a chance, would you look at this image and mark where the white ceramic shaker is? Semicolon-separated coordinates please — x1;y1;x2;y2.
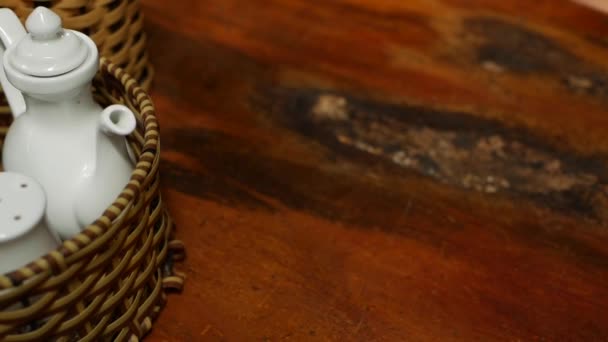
0;172;61;275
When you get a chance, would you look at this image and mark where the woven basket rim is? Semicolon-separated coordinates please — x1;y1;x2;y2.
0;57;157;288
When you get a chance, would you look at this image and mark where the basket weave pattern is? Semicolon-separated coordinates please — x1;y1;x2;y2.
0;58;184;341
0;0;154;133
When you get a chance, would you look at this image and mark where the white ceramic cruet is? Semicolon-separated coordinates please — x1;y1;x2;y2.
0;7;136;239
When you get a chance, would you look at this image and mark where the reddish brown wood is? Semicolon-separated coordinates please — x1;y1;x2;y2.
141;1;608;340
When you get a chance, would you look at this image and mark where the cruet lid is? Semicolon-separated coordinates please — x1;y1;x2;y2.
8;7;88;77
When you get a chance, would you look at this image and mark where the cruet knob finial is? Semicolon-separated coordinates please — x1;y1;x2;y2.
26;7;63;41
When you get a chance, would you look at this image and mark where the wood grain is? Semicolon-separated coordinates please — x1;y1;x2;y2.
141;0;608;340
574;0;608;14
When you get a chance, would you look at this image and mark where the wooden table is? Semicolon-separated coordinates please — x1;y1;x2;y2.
143;1;608;340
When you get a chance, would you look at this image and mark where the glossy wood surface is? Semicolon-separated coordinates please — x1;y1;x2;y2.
142;1;608;340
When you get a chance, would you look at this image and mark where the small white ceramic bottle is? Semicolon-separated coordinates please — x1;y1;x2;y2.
0;172;61;275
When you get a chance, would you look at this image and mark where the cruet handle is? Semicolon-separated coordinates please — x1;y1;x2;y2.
0;9;27;117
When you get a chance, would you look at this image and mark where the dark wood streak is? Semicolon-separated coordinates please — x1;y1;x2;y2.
161;161;274;211
464;17;608;100
466;17;579;74
258;87;608;222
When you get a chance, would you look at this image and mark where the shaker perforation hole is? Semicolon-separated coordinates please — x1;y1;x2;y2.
20;183;28;188
14;215;21;221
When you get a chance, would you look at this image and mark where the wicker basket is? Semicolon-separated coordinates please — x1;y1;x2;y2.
0;58;184;341
0;0;154;133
